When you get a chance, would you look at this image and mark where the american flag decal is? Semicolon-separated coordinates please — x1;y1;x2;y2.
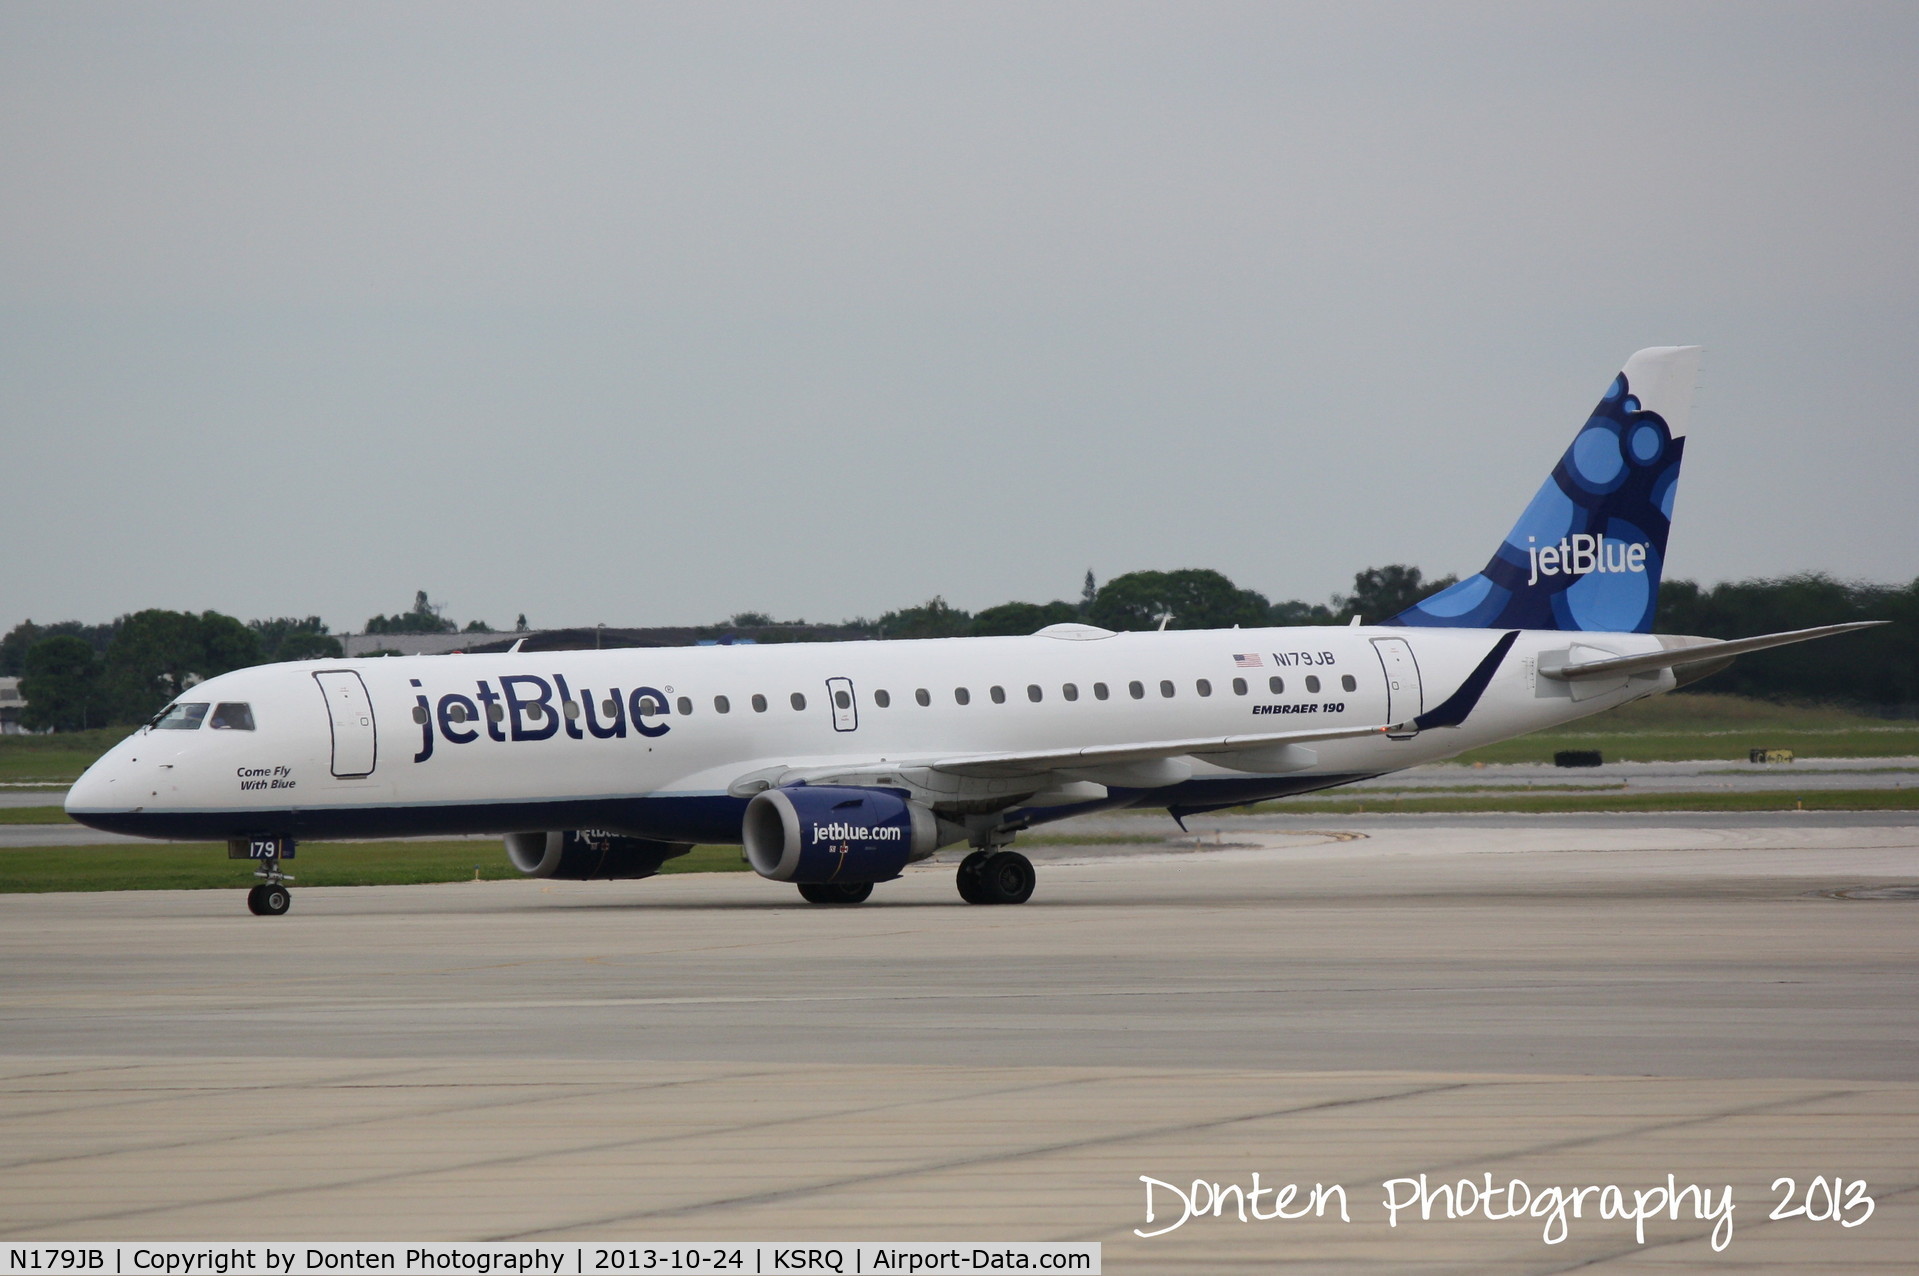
1233;653;1263;667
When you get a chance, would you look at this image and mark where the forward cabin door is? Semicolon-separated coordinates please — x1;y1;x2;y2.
1370;638;1424;738
825;677;859;732
314;670;378;777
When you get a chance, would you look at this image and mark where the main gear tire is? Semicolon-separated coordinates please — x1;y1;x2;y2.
977;851;1035;905
956;850;993;904
797;881;874;905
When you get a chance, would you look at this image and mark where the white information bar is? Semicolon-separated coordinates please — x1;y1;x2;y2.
0;1244;1099;1276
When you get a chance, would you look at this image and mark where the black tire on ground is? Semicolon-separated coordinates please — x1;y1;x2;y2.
246;885;267;915
797;881;874;905
978;851;1035;905
956;850;992;904
258;884;291;915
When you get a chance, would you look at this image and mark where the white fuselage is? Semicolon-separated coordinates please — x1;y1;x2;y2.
65;623;1672;847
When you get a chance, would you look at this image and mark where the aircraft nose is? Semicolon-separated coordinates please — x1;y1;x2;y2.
64;757;121;816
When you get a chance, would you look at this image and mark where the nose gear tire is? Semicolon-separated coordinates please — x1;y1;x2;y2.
247;884;291;916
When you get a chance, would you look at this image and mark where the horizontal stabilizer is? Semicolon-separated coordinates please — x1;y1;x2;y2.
1539;622;1886;682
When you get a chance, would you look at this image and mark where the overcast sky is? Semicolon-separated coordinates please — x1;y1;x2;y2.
3;2;1915;636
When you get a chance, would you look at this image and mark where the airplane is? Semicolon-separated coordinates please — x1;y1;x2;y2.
65;347;1880;915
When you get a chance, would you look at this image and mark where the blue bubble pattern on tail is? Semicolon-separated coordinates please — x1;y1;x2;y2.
1384;369;1684;633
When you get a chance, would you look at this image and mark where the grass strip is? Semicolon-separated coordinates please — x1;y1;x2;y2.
1250;787;1919;815
1350;783;1628;795
0;840;749;893
0;806;71;825
1453;729;1919;765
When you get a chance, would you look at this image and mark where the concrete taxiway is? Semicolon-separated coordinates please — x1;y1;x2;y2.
2;818;1915;1271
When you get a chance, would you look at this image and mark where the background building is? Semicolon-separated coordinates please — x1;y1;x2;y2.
0;676;25;734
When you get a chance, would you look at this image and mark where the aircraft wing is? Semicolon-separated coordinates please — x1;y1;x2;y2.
726;720;1395;796
1538;621;1886;682
926;721;1395;779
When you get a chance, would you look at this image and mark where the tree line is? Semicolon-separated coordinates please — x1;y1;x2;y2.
4;570;1913;731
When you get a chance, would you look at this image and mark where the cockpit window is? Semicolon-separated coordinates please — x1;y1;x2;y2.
210;703;256;731
151;702;210;730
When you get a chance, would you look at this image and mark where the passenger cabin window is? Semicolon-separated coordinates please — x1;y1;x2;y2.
676;696;693;716
790;692;807;711
714;695;731;713
1159;680;1176;698
1232;677;1248;696
1341;674;1357;692
411;705;427;724
210;703;255;730
1128;681;1145;700
1195;679;1212;698
1027;684;1042;702
954;687;971;706
563;700;581;719
1094;682;1109;700
636;694;665;714
1062;683;1079;702
152;702;209;730
752;694;768;713
874;689;891;708
1305;675;1321;694
833;690;851;710
990;685;1006;704
915;688;930;706
1268;676;1285;694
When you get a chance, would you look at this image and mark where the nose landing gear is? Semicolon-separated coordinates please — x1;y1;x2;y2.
231;836;296;916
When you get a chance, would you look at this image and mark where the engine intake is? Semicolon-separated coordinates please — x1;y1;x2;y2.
504;830;692;880
743;786;947;883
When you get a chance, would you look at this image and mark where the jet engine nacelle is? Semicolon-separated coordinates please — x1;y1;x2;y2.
504;829;692;880
743;785;951;883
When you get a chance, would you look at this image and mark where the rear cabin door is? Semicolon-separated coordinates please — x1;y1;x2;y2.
825;677;859;732
314;670;378;777
1369;637;1424;738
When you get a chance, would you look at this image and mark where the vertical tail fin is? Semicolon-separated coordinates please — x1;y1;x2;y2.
1385;346;1700;633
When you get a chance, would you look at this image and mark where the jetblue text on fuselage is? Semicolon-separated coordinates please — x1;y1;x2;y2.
410;675;670;764
1525;534;1649;587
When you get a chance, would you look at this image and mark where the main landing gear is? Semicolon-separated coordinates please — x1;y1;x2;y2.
956;849;1035;905
797;881;875;905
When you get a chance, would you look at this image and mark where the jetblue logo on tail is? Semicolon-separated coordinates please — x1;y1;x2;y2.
1383;348;1696;635
1526;534;1648;586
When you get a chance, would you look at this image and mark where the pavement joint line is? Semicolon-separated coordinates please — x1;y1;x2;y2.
0;1064;791;1177
0;1061;435;1129
0;1069;1098;1234
15;970;1877;1017
492;1081;1476;1239
0;1060;157;1086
